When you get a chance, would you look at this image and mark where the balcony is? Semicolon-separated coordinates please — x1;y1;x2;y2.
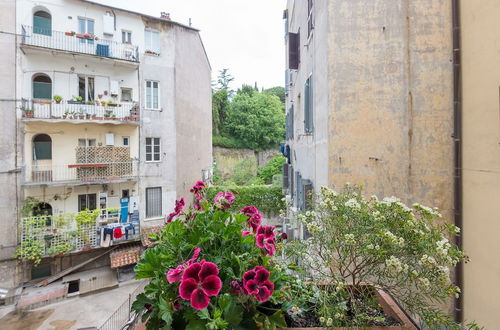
22;100;139;124
18;209;141;259
20;25;139;63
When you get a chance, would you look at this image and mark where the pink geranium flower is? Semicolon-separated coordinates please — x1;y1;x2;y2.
241;206;263;232
166;198;185;223
242;266;274;302
190;181;206;210
166;247;201;283
179;260;222;310
256;226;276;256
213;192;235;210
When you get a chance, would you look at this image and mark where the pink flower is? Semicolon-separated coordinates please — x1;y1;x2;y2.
167;198;185;223
242;231;251;237
190;181;206;210
281;232;288;240
179;260;222;310
166;247;201;283
213;192;235;210
242;266;274;302
190;181;206;194
173;299;183;311
256;226;276;256
230;279;244;295
241;206;263;232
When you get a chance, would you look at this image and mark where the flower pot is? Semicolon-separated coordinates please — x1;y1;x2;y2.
75;33;86;39
24;112;34;118
64;32;75;36
55;100;61;104
280;285;416;330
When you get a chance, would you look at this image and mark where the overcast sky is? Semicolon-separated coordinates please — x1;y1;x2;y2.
94;0;286;90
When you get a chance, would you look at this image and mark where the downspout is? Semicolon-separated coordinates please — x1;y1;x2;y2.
451;0;463;323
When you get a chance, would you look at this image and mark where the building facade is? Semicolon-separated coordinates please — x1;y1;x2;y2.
283;0;500;326
0;0;211;288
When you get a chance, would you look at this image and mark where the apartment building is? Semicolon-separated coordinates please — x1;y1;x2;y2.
283;0;500;327
0;0;211;289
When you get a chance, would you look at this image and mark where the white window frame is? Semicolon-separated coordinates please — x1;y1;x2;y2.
122;136;130;147
145;80;160;110
144;29;160;54
121;30;132;44
145;137;161;162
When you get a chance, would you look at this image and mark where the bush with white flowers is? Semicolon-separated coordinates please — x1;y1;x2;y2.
287;184;469;328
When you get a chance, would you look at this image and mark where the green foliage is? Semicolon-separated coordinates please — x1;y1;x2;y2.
237;84;258;97
206;185;284;216
285;184;469;328
258;155;286;184
230;158;257;186
263;86;285;104
21;197;42;216
212;134;247;150
225;93;285;151
212;89;230;135
132;185;292;329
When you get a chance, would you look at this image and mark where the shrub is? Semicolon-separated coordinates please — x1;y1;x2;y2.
286;184;469;328
206;185;284;217
258;155;286;184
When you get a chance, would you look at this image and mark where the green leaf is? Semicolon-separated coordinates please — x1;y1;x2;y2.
196;308;211;320
268;311;287;328
185;319;206;330
158;296;173;328
223;300;244;326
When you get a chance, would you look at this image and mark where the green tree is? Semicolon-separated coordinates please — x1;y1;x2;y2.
263;86;285;104
214;68;234;93
225;93;285;150
212;89;229;135
236;84;257;97
258;155;286;184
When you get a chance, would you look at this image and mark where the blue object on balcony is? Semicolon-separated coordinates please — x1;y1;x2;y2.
120;197;129;223
96;44;109;57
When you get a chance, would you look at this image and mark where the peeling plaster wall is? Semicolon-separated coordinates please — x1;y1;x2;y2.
461;0;500;327
327;0;454;220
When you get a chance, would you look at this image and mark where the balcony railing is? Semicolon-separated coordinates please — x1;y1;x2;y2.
18;209;141;258
22;100;139;123
21;25;139;62
22;161;138;185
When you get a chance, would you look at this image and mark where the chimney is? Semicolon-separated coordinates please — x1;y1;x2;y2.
160;12;171;20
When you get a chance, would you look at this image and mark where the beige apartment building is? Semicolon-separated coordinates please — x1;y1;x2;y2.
0;0;211;291
283;0;500;327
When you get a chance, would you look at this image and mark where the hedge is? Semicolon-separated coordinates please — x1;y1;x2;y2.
206;185;285;216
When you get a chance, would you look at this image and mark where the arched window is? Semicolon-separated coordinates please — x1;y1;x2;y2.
33;134;52;160
33;11;52;36
32;74;52;100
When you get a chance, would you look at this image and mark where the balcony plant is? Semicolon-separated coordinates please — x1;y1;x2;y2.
284;185;473;329
65;31;76;37
53;95;63;104
22;108;34;118
132;181;294;329
62;110;69;119
108;101;117;107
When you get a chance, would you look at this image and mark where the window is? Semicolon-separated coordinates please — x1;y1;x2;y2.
33;134;52;160
78;194;97;211
145;81;160;109
288;31;300;70
33;11;51;36
146;187;162;218
307;0;314;37
78;138;96;147
33;74;52;100
78;76;95;102
78;17;94;44
286;106;294;141
144;29;160;54
121;30;132;43
122;136;129;146
304;75;313;133
121;88;132;102
145;137;160;162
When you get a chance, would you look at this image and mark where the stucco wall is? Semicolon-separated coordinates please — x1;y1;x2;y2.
174;26;212;199
461;0;500;327
327;0;454;218
0;0;21;287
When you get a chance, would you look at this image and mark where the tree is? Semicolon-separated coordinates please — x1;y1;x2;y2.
212;89;229;135
225;93;285;150
236;84;257;97
214;69;234;93
263;86;285;104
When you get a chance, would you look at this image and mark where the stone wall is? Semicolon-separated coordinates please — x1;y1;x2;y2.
213;147;280;181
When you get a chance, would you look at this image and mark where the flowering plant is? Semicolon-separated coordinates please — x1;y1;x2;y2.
285;184;472;328
132;182;291;329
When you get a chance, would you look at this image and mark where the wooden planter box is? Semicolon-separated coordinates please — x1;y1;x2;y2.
280;286;416;330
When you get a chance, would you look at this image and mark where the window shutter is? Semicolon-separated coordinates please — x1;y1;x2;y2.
304;77;313;133
146;187;162;218
288;32;300;70
282;163;290;189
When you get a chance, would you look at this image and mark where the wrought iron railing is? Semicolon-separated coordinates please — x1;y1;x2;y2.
18;209;141;258
22;161;138;185
22;100;139;123
21;25;139;62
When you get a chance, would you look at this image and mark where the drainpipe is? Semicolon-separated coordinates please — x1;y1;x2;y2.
451;0;463;323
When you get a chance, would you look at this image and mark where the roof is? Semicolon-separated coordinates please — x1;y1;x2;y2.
110;245;143;268
78;0;200;32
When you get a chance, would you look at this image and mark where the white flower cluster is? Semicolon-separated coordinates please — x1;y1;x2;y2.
395;201;412;212
385;256;408;274
345;198;361;210
419;254;437;267
417;277;431;289
380;196;400;206
437;265;450;283
306;221;321;235
320;317;334;326
320;186;338;198
334;313;344;320
344;233;355;244
320;198;337;211
384;231;405;247
367;243;380;251
436;238;451;257
305;211;317;217
413;203;442;218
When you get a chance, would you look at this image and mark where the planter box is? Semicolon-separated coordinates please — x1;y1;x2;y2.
281;286;416;330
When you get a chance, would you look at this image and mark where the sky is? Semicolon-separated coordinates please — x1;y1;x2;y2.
94;0;286;90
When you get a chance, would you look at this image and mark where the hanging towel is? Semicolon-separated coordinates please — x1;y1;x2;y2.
113;227;123;239
101;228;113;247
124;224;136;239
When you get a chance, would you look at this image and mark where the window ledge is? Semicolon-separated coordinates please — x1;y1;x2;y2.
144;216;164;222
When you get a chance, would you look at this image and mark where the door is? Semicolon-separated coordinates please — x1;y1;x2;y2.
78;17;94;45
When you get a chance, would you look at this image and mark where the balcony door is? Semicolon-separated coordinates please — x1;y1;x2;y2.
78;76;95;102
33;11;52;36
78;17;94;45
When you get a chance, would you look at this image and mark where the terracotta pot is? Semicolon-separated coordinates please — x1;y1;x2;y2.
65;32;75;36
280;285;416;330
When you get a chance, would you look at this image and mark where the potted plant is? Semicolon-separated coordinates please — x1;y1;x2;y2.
104;113;111;119
64;31;76;36
68;96;83;104
62;110;69;119
132;182;293;329
108;101;117;107
111;114;117;120
53;95;63;104
283;185;471;329
22;108;34;118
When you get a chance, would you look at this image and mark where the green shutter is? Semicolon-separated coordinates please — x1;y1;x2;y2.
34;16;52;36
33;82;51;99
34;142;52;160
